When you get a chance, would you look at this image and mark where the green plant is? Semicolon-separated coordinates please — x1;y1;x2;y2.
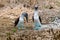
12;28;17;32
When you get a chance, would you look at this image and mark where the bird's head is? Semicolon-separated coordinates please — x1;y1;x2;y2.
22;12;28;22
34;5;38;10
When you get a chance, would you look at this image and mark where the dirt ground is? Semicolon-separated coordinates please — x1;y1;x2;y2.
0;27;60;40
0;0;60;40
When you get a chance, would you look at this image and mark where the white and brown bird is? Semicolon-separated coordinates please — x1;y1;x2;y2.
14;12;28;30
32;5;42;30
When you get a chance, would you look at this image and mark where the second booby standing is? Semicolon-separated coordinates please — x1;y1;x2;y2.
32;5;42;30
14;12;28;30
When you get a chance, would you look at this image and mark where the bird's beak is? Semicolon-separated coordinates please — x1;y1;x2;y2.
35;7;38;10
24;13;28;22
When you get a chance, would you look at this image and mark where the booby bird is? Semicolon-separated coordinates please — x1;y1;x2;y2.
32;5;42;30
14;12;28;30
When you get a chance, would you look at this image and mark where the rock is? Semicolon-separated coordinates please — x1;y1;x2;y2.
37;37;41;40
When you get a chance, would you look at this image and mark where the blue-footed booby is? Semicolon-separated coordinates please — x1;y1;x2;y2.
14;12;28;30
32;5;42;30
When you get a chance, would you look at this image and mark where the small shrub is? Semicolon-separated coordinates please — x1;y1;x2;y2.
12;28;17;32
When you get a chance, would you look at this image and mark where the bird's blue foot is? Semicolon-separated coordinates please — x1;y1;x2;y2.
34;26;41;30
34;22;41;30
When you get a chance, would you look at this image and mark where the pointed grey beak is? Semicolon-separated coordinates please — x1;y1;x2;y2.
22;12;28;22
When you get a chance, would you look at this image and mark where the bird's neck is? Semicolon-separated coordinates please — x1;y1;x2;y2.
19;15;24;21
34;10;38;16
21;15;24;18
34;10;39;20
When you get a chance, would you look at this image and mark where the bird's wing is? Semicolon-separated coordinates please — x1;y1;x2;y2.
39;16;42;23
32;16;34;22
14;17;19;26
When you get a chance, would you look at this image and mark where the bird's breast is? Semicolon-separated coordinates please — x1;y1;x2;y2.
34;15;39;19
19;17;24;22
34;16;39;22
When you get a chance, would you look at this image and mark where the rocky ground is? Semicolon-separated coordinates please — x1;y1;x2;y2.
0;0;60;40
0;27;60;40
